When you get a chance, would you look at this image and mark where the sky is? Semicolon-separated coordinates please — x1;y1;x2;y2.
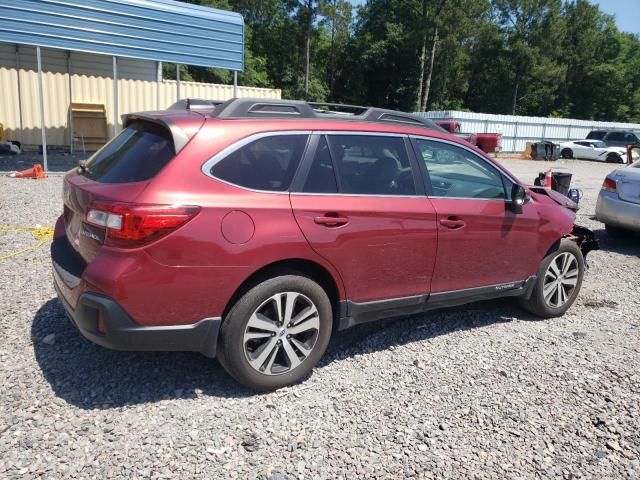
594;0;640;35
348;0;640;36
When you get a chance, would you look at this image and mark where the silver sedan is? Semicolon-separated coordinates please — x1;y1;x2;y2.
596;161;640;236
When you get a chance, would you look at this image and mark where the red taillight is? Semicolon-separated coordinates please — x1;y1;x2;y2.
602;177;617;193
86;202;200;248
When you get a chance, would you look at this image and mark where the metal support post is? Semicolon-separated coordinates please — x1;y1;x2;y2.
36;46;48;171
233;71;238;98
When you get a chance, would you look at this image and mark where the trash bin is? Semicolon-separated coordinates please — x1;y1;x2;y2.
553;172;572;196
534;172;573;196
531;141;560;161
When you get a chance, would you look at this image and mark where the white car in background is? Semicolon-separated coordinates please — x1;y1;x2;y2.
559;140;627;163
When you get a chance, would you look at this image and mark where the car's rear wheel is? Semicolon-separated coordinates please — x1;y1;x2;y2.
518;240;584;318
217;275;333;391
560;148;573;159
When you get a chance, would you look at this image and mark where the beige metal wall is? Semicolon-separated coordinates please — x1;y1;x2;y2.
0;44;281;148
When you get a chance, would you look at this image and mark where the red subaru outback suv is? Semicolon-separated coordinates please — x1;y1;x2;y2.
52;99;597;390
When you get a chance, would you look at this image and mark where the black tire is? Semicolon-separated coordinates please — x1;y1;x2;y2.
605;153;620;163
605;224;630;238
217;274;333;391
560;148;573;159
518;239;584;318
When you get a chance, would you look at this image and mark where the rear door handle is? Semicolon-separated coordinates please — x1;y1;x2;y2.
314;215;349;227
439;217;466;229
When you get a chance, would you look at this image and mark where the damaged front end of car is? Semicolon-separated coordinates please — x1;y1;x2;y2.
565;225;599;267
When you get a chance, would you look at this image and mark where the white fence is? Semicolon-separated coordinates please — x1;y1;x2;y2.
416;110;640;152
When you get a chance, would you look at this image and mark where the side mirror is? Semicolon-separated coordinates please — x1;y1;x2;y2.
510;184;526;214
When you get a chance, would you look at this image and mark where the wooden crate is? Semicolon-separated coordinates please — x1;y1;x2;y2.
70;103;108;151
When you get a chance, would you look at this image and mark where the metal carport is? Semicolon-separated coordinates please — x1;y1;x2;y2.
0;0;244;171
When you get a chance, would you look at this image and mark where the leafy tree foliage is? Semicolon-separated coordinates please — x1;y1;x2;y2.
173;0;640;122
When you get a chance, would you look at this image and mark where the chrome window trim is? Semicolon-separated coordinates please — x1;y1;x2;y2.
290;192;425;199
314;131;407;138
202;130;417;196
410;134;519;184
292;192;505;201
201;129;517;199
303;131;418;196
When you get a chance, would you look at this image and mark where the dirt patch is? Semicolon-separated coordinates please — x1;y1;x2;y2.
582;299;619;308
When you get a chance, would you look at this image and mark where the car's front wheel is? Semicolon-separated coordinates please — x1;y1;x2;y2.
519;240;584;318
217;275;333;391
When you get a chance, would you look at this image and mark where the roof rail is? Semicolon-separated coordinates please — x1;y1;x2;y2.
168;98;224;111
170;98;446;132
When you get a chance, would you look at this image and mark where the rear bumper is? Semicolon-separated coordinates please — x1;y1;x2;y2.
51;232;221;357
54;277;221;357
596;191;640;231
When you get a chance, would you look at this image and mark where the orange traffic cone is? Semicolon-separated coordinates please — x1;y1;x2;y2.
11;163;47;180
544;168;552;188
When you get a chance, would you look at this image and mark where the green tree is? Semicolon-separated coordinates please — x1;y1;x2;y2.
318;0;352;100
172;0;640;122
493;0;566;115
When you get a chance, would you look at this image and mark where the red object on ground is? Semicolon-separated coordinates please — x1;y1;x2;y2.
14;163;46;179
476;133;502;153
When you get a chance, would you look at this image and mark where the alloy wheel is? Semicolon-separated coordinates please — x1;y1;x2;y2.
542;252;579;308
243;292;320;375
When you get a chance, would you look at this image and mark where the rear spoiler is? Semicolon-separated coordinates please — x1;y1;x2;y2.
122;113;192;154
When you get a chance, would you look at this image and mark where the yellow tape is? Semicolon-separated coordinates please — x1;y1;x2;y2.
0;225;55;260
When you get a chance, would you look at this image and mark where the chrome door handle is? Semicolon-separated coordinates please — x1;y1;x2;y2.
439;218;466;229
314;215;349;226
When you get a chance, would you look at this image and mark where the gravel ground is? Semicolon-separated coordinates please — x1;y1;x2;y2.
0;152;86;174
1;157;639;479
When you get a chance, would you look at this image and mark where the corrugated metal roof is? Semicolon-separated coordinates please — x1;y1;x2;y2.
0;0;244;70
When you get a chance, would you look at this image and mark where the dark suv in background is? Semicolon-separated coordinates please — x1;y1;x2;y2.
52;98;597;391
587;130;640;148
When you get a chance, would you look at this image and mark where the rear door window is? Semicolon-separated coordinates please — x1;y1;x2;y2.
80;121;175;183
325;135;416;195
211;134;308;191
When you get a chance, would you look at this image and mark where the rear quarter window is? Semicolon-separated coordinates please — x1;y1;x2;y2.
80;121;175;183
211;134;309;191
